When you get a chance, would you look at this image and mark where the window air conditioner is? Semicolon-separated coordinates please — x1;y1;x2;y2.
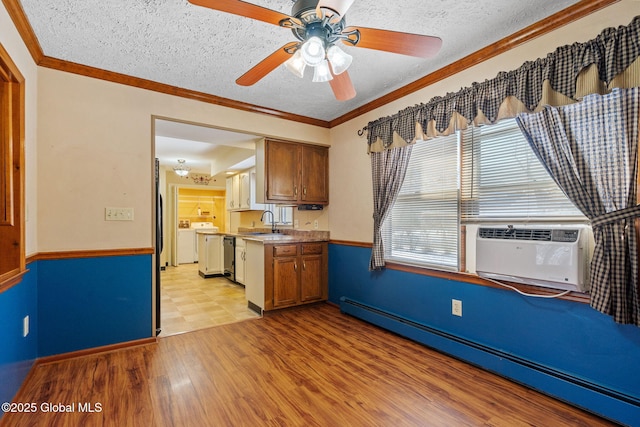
475;225;593;292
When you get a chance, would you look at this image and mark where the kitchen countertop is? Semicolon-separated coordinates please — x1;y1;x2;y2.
241;234;327;244
195;228;329;243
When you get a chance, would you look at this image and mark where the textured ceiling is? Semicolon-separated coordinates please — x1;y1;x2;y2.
20;0;582;122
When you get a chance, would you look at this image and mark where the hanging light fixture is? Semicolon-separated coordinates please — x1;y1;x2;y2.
173;159;190;177
283;15;355;84
285;40;353;82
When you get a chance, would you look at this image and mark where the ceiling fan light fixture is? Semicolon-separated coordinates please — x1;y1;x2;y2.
326;44;352;75
300;36;326;66
173;159;190;177
284;50;306;78
312;59;333;83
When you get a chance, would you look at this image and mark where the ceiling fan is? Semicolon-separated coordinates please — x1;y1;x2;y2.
188;0;442;101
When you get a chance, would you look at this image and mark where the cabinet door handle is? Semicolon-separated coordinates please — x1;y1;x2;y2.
294;262;297;271
294;185;298;197
303;187;307;196
303;261;306;270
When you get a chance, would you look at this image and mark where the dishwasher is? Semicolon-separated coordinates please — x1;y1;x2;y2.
223;236;235;282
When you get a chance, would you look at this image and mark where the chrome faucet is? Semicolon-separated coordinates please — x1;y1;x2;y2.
260;210;277;233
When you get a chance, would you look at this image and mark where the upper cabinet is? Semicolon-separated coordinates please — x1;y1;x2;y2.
256;138;329;205
226;168;265;211
226;174;239;210
300;144;329;204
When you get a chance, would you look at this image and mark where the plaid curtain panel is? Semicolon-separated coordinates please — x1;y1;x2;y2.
516;87;640;325
369;145;413;270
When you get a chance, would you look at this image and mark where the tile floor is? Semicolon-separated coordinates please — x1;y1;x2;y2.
159;263;260;337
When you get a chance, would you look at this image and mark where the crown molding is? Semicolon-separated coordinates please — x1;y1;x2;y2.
2;0;619;129
36;55;331;128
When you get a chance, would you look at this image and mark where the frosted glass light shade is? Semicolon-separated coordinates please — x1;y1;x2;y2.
326;45;352;75
301;37;326;66
312;60;333;83
284;50;306;78
173;159;190;177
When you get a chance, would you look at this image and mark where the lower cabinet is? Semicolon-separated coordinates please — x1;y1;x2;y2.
197;233;223;277
235;238;246;285
265;242;328;310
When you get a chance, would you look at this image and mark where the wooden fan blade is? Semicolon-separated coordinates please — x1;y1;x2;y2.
316;0;356;18
329;70;356;101
236;42;297;86
344;26;442;58
188;0;291;26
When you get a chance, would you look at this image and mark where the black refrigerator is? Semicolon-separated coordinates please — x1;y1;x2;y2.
154;159;163;336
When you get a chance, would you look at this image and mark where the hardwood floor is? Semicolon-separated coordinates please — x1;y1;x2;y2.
3;304;615;427
160;263;260;336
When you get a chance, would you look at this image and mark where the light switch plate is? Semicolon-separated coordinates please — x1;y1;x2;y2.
105;207;134;221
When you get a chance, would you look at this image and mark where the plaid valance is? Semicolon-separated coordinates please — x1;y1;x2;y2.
366;16;640;152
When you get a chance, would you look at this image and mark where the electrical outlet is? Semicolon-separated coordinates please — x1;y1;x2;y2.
313;220;319;229
452;299;462;317
105;207;134;221
23;315;29;337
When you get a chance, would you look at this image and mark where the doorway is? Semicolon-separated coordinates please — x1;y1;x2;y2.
153;117;263;336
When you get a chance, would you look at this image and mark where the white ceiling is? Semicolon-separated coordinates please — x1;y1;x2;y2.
154;119;261;182
18;0;582;181
20;0;581;122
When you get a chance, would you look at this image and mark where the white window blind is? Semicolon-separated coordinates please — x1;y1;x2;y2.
382;134;459;270
460;119;585;221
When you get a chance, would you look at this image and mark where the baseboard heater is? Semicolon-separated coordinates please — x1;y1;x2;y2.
339;297;640;410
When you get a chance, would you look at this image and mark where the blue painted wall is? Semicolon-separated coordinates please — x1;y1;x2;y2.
329;243;640;426
37;255;153;357
1;254;152;419
0;265;38;419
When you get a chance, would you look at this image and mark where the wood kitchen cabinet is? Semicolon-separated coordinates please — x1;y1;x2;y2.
300;144;329;204
256;139;329;205
265;242;328;310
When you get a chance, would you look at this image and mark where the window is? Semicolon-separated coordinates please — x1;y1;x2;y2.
0;43;26;290
381;133;460;270
382;118;584;270
461;119;584;221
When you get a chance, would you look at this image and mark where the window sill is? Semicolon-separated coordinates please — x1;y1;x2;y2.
385;261;590;304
